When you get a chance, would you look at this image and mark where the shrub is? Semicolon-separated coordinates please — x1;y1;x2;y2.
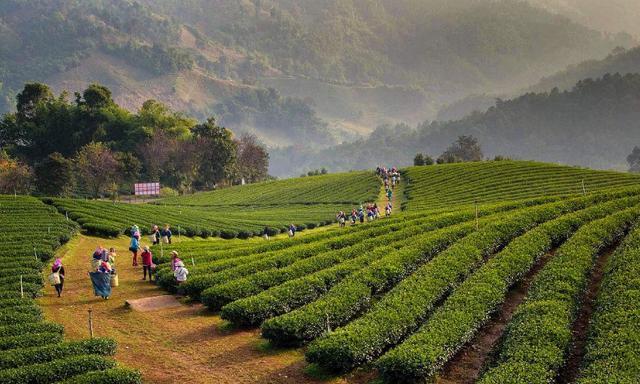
0;338;116;369
220;230;238;239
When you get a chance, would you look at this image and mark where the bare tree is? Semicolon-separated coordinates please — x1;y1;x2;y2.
0;151;33;194
236;133;270;183
75;142;119;197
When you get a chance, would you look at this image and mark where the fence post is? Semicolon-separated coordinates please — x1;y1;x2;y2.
582;179;586;195
475;200;479;231
20;275;23;299
88;309;94;338
191;257;195;266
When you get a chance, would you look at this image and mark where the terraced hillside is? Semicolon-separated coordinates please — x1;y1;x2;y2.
48;171;380;239
402;161;640;211
0;196;139;383
147;161;640;383
159;172;380;206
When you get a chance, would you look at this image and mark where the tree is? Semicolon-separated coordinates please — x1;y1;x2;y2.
74;142;119;198
115;152;142;187
16;82;53;121
440;135;483;162
0;151;33;194
414;153;425;166
35;152;73;196
81;84;113;109
236;134;269;183
192;118;237;188
424;155;434;165
627;146;640;173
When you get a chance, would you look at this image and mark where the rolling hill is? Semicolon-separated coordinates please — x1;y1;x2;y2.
0;0;634;147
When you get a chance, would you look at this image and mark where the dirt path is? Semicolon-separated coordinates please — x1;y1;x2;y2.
557;243;618;384
436;250;557;384
38;235;369;384
377;177;401;214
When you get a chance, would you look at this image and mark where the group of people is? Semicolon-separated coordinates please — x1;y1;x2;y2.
337;201;392;227
88;246;117;300
128;224;186;283
377;166;401;190
51;222;187;300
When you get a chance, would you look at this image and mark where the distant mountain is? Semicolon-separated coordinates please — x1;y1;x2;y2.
532;46;640;93
0;0;634;146
274;73;640;176
528;0;640;37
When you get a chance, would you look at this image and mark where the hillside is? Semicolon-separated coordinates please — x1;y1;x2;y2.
529;0;640;37
532;45;640;92
48;171;381;239
402;161;640;211
0;0;634;146
142;160;640;383
276;73;640;176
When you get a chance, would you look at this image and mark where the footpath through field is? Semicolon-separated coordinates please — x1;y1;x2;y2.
38;235;372;384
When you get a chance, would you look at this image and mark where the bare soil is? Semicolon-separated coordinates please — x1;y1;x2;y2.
436;250;557;384
557;244;617;384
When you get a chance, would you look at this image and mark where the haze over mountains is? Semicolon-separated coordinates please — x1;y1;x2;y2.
1;0;639;176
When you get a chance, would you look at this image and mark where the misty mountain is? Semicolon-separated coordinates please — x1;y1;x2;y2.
532;46;640;93
529;0;640;37
273;73;640;176
0;0;634;147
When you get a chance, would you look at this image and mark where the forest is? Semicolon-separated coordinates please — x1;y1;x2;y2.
0;83;269;197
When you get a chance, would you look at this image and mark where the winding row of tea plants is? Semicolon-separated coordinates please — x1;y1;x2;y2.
0;196;140;383
47;171;381;239
158;171;380;206
402;161;640;211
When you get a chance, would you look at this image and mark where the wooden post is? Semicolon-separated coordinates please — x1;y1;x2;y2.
475;200;479;231
191;257;195;266
326;313;331;333
88;309;94;338
20;275;23;299
582;179;586;195
34;247;38;260
65;211;69;221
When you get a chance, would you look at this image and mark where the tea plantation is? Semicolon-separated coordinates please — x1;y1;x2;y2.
48;171;380;239
0;196;140;383
3;160;640;383
149;161;640;383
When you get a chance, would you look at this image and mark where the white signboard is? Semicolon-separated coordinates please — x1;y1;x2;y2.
134;182;160;196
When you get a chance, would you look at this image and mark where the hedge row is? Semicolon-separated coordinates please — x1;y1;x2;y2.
157;213;432;293
0;338;116;370
58;368;142;384
0;354;116;384
171;212;463;297
304;198;589;371
479;203;640;383
220;246;393;326
201;209;497;310
261;220;479;346
375;197;640;382
577;225;640;383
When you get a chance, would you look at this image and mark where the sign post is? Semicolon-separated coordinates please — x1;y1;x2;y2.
134;182;161;197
